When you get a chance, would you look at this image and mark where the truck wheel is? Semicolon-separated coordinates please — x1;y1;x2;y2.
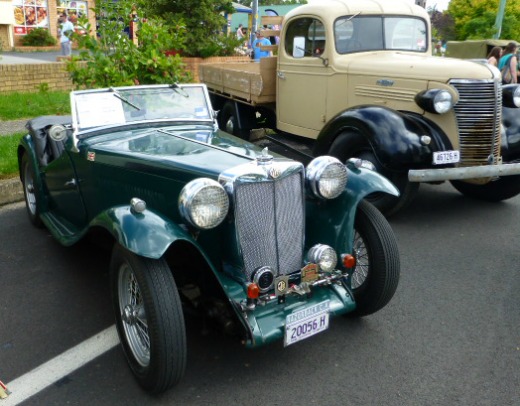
21;153;44;228
110;244;187;394
329;131;418;216
450;176;520;201
219;102;239;136
348;200;400;317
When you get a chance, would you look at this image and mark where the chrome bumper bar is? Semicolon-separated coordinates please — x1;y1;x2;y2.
408;163;520;183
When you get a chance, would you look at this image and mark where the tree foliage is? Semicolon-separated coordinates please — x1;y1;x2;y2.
137;0;242;57
66;0;191;88
447;0;520;40
429;10;455;41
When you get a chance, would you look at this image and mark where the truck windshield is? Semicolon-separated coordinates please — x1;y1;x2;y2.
334;16;427;54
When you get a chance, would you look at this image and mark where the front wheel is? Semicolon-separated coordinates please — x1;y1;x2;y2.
21;153;44;228
110;244;186;394
219;102;239;136
328;131;418;217
348;200;400;317
450;176;520;201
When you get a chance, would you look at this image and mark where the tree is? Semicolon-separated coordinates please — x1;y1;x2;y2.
429;9;455;41
67;0;191;88
447;0;520;40
137;0;242;57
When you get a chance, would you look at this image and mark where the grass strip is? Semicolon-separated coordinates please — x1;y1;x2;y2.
0;133;25;179
0;91;70;120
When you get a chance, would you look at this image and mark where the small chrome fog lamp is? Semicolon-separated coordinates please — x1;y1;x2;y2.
307;244;338;273
130;197;147;214
179;178;229;230
306;156;348;199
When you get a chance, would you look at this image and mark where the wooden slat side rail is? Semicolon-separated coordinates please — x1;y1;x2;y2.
260;29;280;37
259;45;278;52
261;16;284;26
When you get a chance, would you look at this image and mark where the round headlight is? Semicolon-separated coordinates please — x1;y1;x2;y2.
415;89;455;114
179;178;229;230
433;90;453;114
307;244;338;273
306;156;348;199
503;84;520;108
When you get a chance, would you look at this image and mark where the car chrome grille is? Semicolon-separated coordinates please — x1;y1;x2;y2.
450;80;502;166
233;170;305;280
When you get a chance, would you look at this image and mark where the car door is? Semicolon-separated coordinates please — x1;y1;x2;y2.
277;17;331;137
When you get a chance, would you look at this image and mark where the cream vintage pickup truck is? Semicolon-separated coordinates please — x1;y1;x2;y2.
200;0;520;216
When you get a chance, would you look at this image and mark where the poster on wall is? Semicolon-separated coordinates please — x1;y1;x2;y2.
13;0;49;35
56;0;88;26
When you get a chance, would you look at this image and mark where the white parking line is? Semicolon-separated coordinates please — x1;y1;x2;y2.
2;325;119;405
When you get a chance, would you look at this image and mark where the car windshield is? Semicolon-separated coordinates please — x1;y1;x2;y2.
334;15;427;54
71;84;213;131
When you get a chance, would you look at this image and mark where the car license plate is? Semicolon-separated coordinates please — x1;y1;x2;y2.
284;300;330;347
433;150;460;165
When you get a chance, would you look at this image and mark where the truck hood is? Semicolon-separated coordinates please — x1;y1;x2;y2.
342;52;497;83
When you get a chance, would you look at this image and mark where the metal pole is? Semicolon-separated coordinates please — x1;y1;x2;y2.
493;0;507;39
250;0;258;47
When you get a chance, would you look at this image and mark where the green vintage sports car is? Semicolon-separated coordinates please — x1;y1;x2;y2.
18;84;400;394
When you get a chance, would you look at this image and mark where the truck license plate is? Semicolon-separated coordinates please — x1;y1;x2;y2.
433;150;460;165
284;300;330;347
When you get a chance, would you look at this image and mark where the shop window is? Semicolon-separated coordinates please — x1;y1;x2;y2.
13;0;50;36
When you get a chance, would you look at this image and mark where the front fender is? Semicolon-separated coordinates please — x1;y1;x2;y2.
306;164;398;253
315;106;449;170
90;205;199;260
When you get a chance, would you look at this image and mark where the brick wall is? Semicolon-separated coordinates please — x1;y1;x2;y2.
0;25;9;50
0;56;252;93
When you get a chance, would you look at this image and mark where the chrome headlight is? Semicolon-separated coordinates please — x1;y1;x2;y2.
503;84;520;108
179;178;229;230
307;244;338;273
415;89;454;114
306;156;348;199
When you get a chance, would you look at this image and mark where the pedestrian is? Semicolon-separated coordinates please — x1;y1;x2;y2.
252;30;272;62
58;13;74;57
236;24;244;40
498;42;518;84
486;46;502;67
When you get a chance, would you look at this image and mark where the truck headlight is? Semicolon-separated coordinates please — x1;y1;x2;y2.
503;84;520;108
306;156;348;199
415;89;454;114
307;244;338;273
179;178;229;229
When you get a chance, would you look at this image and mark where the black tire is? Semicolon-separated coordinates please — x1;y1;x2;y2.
329;131;419;216
450;176;520;202
348;200;400;317
110;244;186;394
219;102;239;136
21;153;44;228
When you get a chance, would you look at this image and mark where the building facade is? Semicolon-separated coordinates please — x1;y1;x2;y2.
0;0;96;49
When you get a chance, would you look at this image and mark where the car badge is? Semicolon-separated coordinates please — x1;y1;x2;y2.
301;263;319;283
87;151;96;162
274;275;289;296
269;166;282;179
376;79;394;87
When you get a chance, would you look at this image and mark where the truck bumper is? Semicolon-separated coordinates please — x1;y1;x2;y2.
408;163;520;183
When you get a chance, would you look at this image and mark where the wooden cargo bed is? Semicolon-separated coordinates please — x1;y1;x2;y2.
199;57;277;105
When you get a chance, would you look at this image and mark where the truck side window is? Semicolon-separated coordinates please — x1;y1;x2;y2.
285;17;326;58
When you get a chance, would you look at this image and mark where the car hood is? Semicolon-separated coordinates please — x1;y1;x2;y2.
341;52;496;82
82;126;266;179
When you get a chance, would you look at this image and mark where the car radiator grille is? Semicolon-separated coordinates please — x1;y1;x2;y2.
233;171;305;280
450;80;502;166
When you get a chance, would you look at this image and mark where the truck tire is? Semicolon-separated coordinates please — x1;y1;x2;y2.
219;102;239;136
450;175;520;201
329;130;418;217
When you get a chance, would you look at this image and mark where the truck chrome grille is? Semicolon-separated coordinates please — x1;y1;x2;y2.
233;171;305;280
450;80;502;166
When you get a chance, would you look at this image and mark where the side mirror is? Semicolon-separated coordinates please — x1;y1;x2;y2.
293;36;305;58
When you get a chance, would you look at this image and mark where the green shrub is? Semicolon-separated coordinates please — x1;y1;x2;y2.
21;28;57;46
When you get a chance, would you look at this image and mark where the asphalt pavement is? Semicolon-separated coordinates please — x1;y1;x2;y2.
0;50;78;64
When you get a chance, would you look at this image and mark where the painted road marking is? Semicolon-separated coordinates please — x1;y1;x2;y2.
2;325;119;405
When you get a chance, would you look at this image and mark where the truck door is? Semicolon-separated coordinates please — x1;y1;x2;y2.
277;17;331;137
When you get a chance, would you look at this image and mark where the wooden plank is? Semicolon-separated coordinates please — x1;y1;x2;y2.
259;45;278;52
261;16;284;26
260;29;280;37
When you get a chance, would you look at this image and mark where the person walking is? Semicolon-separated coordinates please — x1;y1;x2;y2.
486;46;502;67
252;30;272;62
236;24;244;40
58;13;74;57
498;42;518;84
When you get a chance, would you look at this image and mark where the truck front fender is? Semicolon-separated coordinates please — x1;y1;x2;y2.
502;107;520;162
306;164;398;252
90;205;199;260
314;106;451;171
